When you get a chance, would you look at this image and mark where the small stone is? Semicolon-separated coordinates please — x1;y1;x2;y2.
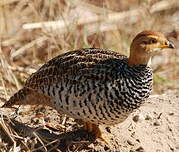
168;112;174;116
153;120;161;126
136;139;140;143
133;115;139;122
136;146;145;152
127;140;134;146
145;114;152;120
170;146;174;151
133;114;144;122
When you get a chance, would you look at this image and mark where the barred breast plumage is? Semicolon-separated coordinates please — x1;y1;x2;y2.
2;31;174;144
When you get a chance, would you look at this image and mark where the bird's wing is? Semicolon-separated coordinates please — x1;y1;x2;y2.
25;48;127;90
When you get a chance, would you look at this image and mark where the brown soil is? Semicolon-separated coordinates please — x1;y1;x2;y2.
0;93;179;152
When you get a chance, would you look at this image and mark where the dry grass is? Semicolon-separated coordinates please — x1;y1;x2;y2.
0;0;179;151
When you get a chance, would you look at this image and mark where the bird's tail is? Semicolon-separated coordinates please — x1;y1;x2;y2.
2;87;52;108
2;87;34;108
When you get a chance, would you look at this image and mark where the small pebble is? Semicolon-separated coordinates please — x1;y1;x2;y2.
168;126;172;132
170;146;174;151
168;112;174;116
136;139;140;143
127;140;134;146
145;114;152;120
132;114;144;122
136;146;145;152
153;120;161;126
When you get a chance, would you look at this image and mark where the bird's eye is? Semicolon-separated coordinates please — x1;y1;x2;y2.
149;39;157;44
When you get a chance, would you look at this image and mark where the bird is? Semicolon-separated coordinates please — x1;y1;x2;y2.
2;31;175;145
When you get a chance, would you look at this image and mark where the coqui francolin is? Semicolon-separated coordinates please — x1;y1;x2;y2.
2;31;175;145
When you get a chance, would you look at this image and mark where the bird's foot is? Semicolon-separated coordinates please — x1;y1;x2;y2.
83;122;111;145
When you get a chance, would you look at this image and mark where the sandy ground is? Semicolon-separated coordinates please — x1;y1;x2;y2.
0;93;179;152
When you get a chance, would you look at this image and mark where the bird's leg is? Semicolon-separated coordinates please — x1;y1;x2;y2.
83;122;111;145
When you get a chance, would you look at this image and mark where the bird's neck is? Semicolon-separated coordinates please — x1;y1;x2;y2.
128;49;151;67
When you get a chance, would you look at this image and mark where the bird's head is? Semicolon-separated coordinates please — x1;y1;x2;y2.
128;31;175;66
